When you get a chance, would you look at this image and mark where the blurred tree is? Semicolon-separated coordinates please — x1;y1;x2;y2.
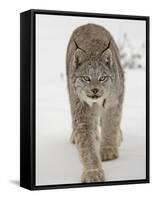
118;33;145;69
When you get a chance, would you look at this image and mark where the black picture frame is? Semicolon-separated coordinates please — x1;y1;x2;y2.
20;9;150;190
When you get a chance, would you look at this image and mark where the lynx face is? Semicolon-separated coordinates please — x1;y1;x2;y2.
73;49;114;106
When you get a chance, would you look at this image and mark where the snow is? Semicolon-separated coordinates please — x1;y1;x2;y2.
36;69;146;185
35;14;146;186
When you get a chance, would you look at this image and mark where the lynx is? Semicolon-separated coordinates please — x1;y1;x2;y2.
66;23;124;182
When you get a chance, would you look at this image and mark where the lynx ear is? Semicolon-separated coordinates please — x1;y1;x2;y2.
73;49;86;68
102;49;113;67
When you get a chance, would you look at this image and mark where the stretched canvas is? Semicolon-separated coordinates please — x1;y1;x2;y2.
20;9;149;190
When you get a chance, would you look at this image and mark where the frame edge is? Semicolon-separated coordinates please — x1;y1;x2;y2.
20;10;35;190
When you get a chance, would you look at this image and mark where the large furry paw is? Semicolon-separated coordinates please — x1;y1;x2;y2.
100;146;119;161
81;169;105;183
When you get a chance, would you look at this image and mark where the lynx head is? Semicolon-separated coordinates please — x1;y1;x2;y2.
72;47;114;106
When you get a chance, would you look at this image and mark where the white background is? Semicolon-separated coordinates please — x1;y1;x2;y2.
0;0;152;199
36;15;146;185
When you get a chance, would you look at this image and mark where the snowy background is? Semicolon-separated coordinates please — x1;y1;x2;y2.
36;14;146;186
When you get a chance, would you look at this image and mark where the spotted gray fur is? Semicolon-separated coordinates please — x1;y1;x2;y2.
66;23;124;183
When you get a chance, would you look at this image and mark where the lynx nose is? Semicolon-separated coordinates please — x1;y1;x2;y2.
91;88;99;94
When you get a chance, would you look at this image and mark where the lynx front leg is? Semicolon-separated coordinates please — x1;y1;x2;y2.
100;104;123;161
73;103;105;182
75;129;105;182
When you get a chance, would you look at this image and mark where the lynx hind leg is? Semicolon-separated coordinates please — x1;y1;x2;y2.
100;105;122;161
101;128;123;161
101;146;119;161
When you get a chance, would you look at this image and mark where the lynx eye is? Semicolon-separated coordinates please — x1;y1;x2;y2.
82;76;91;82
99;76;108;82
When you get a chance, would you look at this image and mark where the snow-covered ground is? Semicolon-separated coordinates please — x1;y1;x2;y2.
36;69;146;185
35;14;146;186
